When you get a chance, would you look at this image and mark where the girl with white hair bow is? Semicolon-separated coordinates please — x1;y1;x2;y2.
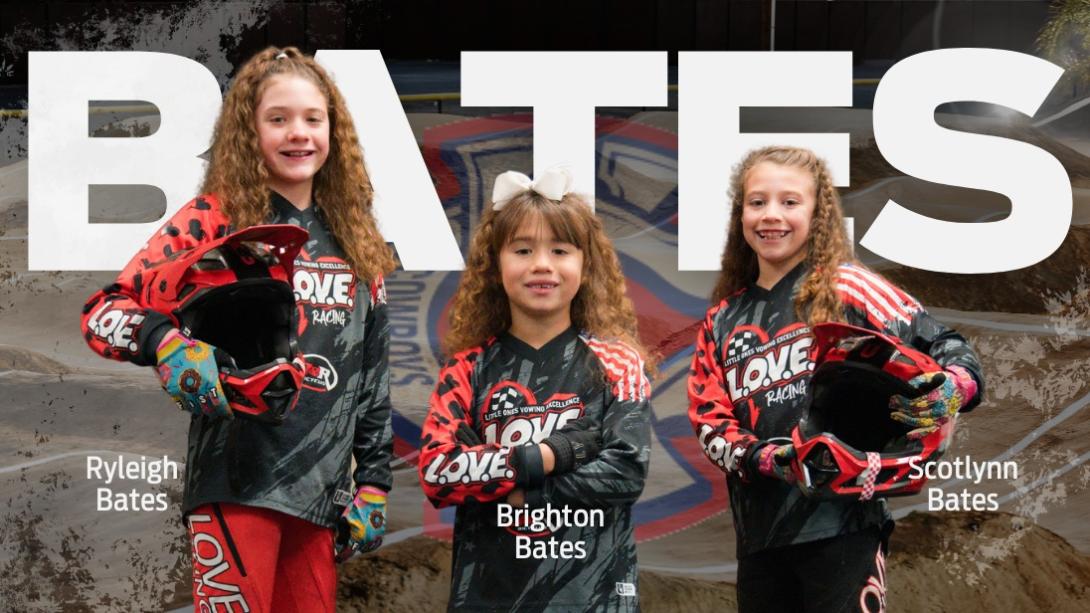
418;166;658;611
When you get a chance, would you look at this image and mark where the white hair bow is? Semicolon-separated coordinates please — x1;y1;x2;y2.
491;166;573;211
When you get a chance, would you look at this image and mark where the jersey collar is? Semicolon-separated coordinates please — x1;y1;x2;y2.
749;261;809;299
269;190;319;219
499;326;579;363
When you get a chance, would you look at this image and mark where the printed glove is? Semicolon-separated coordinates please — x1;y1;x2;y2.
753;443;797;484
890;366;978;440
155;329;231;419
335;486;387;563
542;417;603;475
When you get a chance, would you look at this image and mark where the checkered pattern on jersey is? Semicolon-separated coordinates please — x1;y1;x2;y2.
727;330;760;361
490;385;525;413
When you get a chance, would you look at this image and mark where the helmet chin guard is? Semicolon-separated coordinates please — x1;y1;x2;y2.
144;225;309;425
791;322;955;499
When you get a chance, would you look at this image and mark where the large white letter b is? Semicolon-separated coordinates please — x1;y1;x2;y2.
28;51;220;270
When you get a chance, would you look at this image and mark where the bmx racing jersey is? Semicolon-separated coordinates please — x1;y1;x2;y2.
80;193;393;527
687;263;983;558
419;328;651;612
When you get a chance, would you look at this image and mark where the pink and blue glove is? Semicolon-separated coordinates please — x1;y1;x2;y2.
890;365;978;439
155;329;232;419
754;443;797;484
335;485;387;563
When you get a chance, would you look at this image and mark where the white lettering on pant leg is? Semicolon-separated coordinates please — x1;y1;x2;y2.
209;593;250;613
678;51;852;270
195;537;241;594
188;513;250;611
859;545;887;613
462;51;667;203
315;50;463;271
189;514;215;599
867;48;1068;273
28;51;220;270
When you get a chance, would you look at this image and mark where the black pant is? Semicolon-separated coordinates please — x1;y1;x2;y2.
737;527;887;613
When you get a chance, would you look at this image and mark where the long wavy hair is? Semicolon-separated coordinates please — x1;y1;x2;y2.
711;146;854;325
444;191;656;374
200;46;396;281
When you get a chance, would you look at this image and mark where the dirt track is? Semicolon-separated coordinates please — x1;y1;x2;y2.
334;511;1090;612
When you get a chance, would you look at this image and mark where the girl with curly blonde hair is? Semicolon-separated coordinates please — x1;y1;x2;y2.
688;146;984;612
419;168;655;610
80;47;396;612
203;47;396;279
711;146;853;324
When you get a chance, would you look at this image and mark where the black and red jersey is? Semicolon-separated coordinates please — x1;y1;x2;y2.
80;192;393;528
419;327;651;612
687;263;983;558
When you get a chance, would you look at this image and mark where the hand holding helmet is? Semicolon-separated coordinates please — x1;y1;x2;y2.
334;485;387;562
889;366;978;440
144;225;309;425
155;328;232;419
791;323;961;500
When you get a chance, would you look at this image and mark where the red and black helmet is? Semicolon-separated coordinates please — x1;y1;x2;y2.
143;224;309;425
790;322;955;500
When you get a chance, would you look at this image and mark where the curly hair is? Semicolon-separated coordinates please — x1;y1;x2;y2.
444;191;657;375
200;46;396;281
710;146;853;325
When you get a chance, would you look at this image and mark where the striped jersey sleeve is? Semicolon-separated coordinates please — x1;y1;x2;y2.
528;335;652;508
836;263;921;331
579;334;651;403
837;263;985;411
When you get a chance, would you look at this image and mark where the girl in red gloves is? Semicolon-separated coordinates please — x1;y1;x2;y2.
418;167;655;611
79;47;395;612
687;146;983;613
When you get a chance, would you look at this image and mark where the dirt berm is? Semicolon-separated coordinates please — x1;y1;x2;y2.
882;226;1090;315
335;511;1090;612
0;345;70;374
848;114;1090;315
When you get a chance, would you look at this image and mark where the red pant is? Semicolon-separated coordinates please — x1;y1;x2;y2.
187;503;336;613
